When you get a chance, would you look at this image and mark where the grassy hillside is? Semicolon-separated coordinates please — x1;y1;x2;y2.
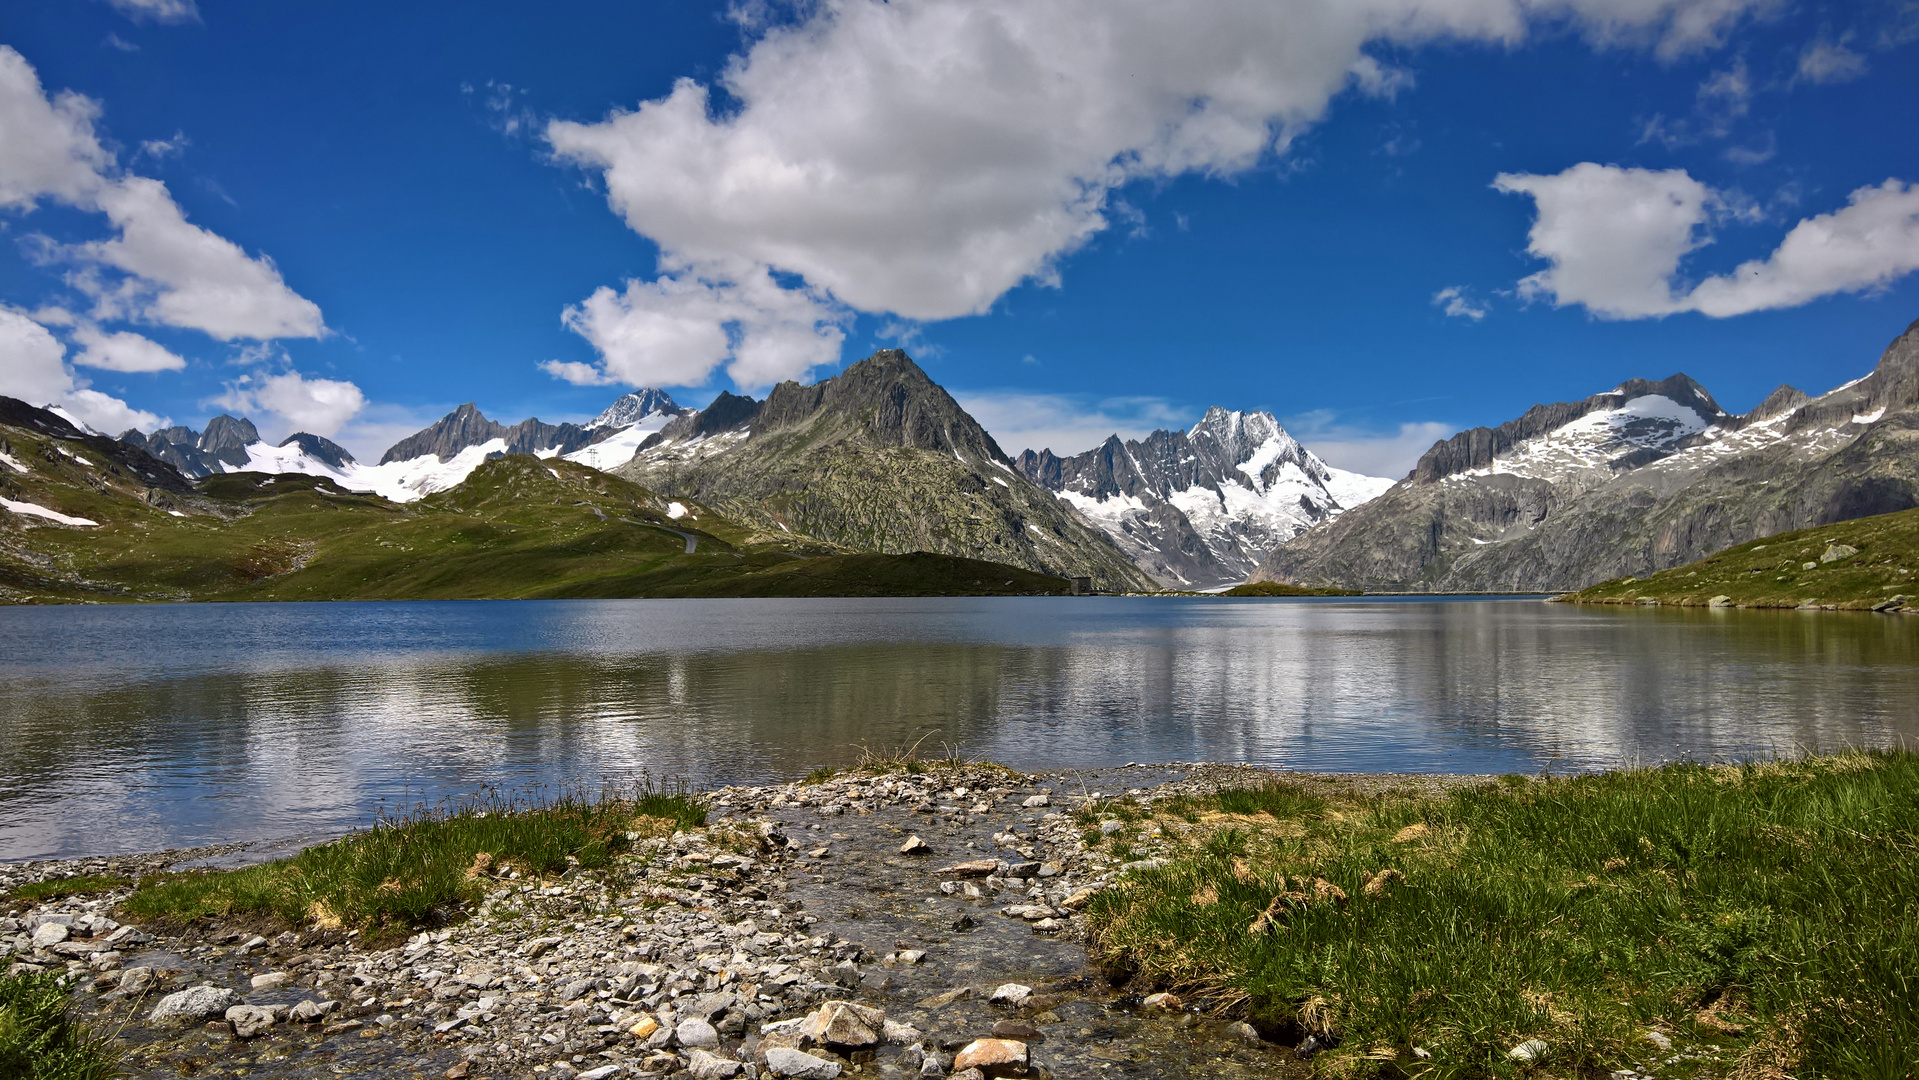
0;428;1073;603
1563;507;1919;610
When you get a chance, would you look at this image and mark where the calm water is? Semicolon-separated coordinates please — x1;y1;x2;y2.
2;597;1915;861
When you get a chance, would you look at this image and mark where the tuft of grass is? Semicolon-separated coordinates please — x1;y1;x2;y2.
6;877;131;905
123;781;703;936
1084;751;1919;1078
1213;781;1328;820
0;971;121;1080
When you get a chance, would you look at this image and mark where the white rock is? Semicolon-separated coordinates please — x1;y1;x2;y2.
677;1016;720;1049
1645;1030;1673;1051
30;923;69;948
1508;1039;1548;1063
685;1048;744;1079
1022;795;1050;808
988;983;1031;1006
765;1047;843;1079
225;1004;276;1038
578;1067;624;1080
151;985;235;1022
250;971;291;991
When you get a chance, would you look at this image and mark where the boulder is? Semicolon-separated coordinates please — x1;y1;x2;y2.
226;1004;277;1038
799;1001;883;1049
953;1038;1029;1077
30;923;69;948
988;984;1032;1007
765;1047;843;1079
676;1016;721;1049
250;971;292;991
1819;544;1859;564
117;967;156;996
686;1049;744;1079
151;985;235;1023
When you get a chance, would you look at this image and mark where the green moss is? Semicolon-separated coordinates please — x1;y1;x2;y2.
5;877;131;905
1085;751;1919;1077
1564;507;1919;610
122;784;703;935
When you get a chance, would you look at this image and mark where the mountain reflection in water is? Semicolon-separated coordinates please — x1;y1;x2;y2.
2;597;1914;860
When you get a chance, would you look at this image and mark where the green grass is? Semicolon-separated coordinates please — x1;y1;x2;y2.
4;877;131;905
1084;752;1919;1078
122;784;705;936
0;971;120;1080
1221;581;1364;597
1565;507;1919;610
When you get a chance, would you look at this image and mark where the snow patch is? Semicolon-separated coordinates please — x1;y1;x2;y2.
2;498;98;527
1852;407;1886;425
0;451;26;474
562;413;673;472
666;502;688;519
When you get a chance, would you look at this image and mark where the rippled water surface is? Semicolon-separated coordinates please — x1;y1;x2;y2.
4;596;1915;860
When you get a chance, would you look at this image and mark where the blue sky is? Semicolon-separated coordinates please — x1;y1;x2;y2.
2;0;1917;476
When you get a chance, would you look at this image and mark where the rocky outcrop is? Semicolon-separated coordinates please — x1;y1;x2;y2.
618;351;1155;592
1254;317;1919;593
590;389;683;429
1016;409;1391;589
378;405;609;465
277;433;355;470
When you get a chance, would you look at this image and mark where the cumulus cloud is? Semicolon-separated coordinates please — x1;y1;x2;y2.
548;0;1774;385
1284;411;1458;478
0;307;164;431
1496;164;1714;318
101;0;200;24
216;367;367;438
954;390;1192;457
556;261;845;390
1433;285;1488;320
1498;163;1919;319
70;324;186;372
0;47;325;342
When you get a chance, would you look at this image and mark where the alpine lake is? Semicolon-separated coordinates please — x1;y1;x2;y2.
3;595;1916;862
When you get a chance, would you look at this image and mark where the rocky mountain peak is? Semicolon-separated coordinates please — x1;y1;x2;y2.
279;433;356;470
590;389;681;429
198;415;261;468
753;350;1010;463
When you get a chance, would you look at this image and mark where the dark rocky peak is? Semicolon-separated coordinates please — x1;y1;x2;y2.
150;425;199;446
753;350;1012;463
1786;316;1919;434
647;391;764;447
279;433;356;470
1738;384;1810;428
381;403;507;464
1410;373;1727;484
590;389;683;429
197;414;261;468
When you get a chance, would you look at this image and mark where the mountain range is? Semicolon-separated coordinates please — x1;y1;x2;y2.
1253;317;1919;592
1017;408;1392;589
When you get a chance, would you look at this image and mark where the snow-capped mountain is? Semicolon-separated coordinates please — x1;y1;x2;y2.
116;390;684;503
1017;408;1393;589
1256;321;1919;593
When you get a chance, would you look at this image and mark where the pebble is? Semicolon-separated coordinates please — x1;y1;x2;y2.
988;983;1032;1006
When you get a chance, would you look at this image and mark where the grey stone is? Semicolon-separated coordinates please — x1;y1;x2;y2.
290;999;340;1023
560;978;596;1002
225;1004;277;1038
1226;1021;1262;1045
1820;544;1859;564
151;985;234;1023
117;967;156;995
765;1047;843;1079
30;923;69;948
988;983;1031;1006
685;1049;744;1079
677;1016;721;1049
250;971;291;991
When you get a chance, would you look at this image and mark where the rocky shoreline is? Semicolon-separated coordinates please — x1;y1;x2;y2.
2;763;1494;1080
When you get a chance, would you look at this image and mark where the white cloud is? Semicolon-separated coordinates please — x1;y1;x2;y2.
1498;164;1919;319
0;307;164;431
1687;179;1919;316
538;359;621;386
1284;411;1458;478
557;261;845;389
136;131;189;160
955;390;1192;457
548;0;1774;381
0;47;113;210
217;368;366;438
1796;39;1868;84
0;47;325;342
71;324;187;372
101;0;200;24
1495;163;1714;318
67;178;327;340
1433;285;1488;320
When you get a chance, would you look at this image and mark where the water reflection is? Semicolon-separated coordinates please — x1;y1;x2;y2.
2;598;1913;860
